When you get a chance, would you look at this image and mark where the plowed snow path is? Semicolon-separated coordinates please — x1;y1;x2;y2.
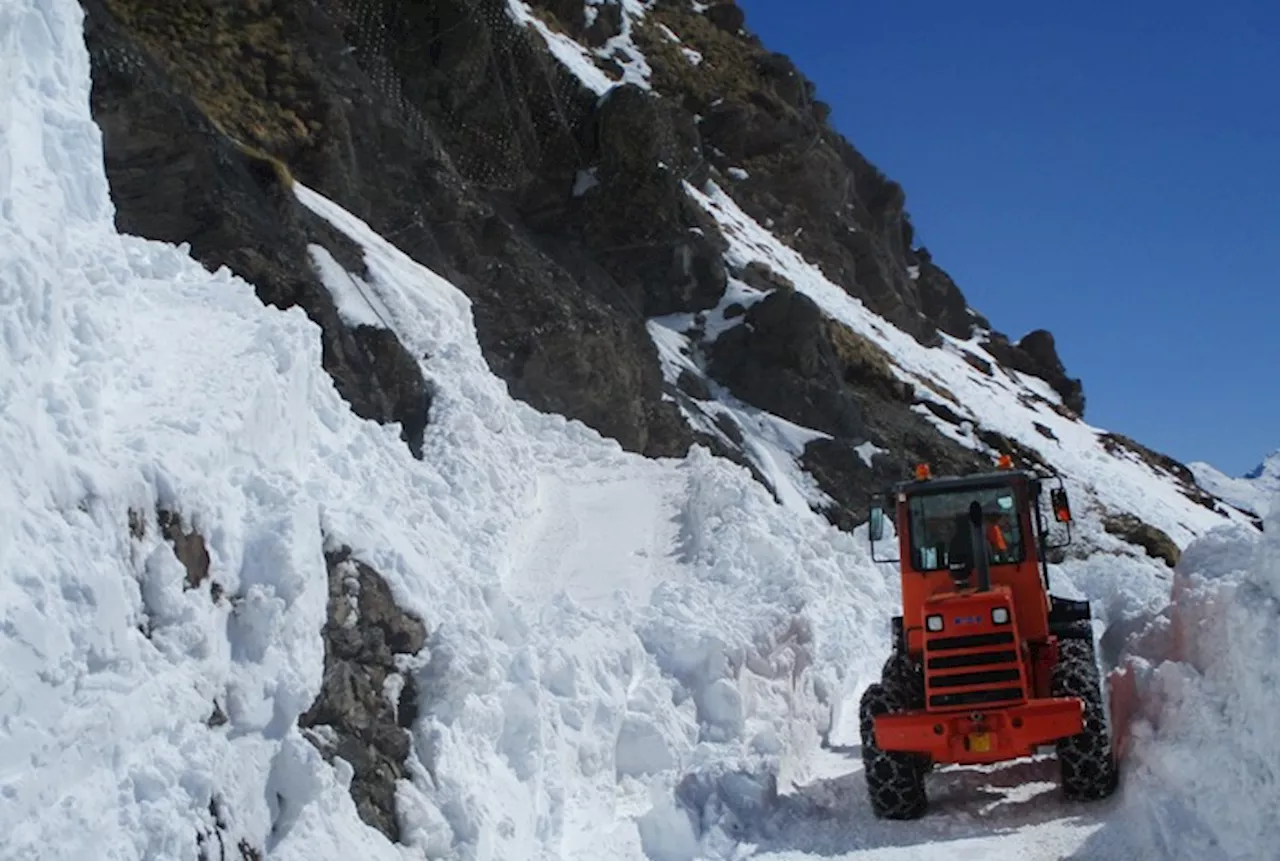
500;456;1117;860
754;748;1113;861
506;461;689;609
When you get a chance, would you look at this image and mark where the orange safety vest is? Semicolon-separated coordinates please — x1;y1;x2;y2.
985;522;1008;553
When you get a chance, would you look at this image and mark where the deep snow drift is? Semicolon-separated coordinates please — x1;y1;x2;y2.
1073;497;1280;860
1;1;1276;860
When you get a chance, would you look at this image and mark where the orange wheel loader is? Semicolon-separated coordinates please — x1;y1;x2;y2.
861;457;1118;819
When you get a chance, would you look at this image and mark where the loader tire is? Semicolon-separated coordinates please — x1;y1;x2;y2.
1051;637;1119;801
881;651;925;710
860;682;927;819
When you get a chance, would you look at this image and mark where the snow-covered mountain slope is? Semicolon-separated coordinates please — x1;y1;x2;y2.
669;181;1256;548
501;1;1255;552
4;1;1277;860
1190;451;1280;517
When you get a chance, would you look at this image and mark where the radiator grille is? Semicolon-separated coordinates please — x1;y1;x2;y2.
924;629;1027;710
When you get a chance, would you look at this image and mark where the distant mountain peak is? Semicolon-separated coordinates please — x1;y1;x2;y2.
1190;448;1279;519
1244;450;1280;481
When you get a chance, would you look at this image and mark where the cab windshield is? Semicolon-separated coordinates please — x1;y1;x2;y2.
908;485;1024;571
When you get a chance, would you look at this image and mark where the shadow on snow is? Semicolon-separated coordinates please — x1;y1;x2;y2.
746;747;1117;856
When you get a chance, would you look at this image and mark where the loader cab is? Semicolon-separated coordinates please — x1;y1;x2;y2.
867;459;1074;657
859;459;1117;819
907;483;1025;573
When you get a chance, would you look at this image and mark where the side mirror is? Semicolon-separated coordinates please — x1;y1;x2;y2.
1050;488;1072;523
869;506;886;542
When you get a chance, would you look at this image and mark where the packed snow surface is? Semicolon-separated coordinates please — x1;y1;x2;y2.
2;1;1277;860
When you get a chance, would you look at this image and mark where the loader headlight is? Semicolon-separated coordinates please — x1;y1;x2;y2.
926;614;944;632
991;607;1011;625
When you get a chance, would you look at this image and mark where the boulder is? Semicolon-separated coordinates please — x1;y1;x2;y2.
982;330;1086;417
705;2;746;34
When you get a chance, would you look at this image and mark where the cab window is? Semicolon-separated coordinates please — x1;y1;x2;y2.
908;486;1024;571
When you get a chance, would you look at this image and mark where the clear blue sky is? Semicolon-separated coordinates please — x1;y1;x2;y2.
735;0;1279;476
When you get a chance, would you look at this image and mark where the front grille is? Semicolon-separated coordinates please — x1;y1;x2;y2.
928;650;1018;670
925;627;1026;710
928;631;1014;650
927;668;1022;689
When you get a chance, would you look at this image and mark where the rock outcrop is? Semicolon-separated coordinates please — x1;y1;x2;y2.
630;2;979;347
982;329;1086;417
82;0;695;459
79;0;1089;471
299;547;428;842
705;286;991;527
1103;513;1182;568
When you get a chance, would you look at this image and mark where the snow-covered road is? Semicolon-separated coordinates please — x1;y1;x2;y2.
757;751;1107;861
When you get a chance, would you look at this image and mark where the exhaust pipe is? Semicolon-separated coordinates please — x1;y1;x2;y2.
968;501;991;592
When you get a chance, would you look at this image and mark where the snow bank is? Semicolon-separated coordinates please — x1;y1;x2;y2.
294;185;899;860
0;4;399;858
1077;492;1280;860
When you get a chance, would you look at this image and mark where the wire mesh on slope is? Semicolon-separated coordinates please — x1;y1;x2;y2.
320;0;600;191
